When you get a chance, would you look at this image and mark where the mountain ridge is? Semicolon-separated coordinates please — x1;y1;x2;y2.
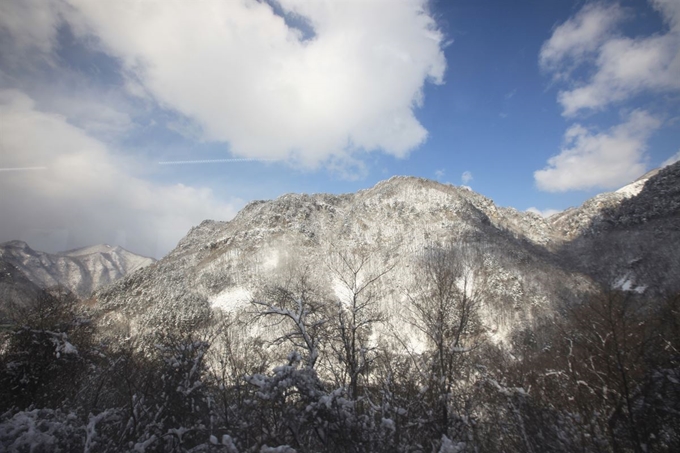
93;173;606;342
0;240;156;299
5;164;675;345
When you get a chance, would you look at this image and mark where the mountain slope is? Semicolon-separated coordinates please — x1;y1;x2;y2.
557;161;680;294
94;165;680;343
0;257;43;323
95;177;591;343
547;166;664;240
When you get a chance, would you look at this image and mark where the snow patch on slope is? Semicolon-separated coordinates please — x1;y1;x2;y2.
615;179;646;198
613;274;647;294
211;287;252;311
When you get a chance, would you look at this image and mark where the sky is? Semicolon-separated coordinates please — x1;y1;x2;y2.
0;0;678;259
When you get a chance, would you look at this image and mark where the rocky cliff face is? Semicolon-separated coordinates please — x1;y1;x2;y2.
0;241;155;298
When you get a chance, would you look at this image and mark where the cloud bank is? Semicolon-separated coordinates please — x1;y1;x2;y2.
0;90;237;258
536;0;678;192
534;110;661;192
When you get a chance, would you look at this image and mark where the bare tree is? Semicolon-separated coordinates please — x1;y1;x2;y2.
407;242;486;439
560;290;658;453
325;246;395;399
205;311;269;431
251;268;329;369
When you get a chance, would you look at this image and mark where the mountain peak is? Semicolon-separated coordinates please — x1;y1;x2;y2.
370;175;454;192
59;244;119;257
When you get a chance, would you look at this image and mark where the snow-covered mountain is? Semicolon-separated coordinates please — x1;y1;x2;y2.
0;241;156;298
93;162;679;344
558;162;680;295
548;166;663;240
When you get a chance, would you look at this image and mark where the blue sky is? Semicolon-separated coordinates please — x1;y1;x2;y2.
1;0;678;258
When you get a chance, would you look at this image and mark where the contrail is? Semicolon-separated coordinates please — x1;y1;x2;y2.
0;166;48;172
158;158;272;165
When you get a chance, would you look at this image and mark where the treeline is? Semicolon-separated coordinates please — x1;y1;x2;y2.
0;244;679;452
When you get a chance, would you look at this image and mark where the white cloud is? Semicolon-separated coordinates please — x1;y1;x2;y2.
662;149;680;167
534;110;661;192
541;1;680;116
461;171;473;184
0;89;238;258
434;168;445;179
539;3;625;77
526;207;561;218
41;0;446;169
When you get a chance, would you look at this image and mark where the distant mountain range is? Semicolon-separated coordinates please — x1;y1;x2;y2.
92;162;680;344
0;242;155;322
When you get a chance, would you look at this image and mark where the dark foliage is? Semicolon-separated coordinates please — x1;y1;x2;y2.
1;270;679;452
